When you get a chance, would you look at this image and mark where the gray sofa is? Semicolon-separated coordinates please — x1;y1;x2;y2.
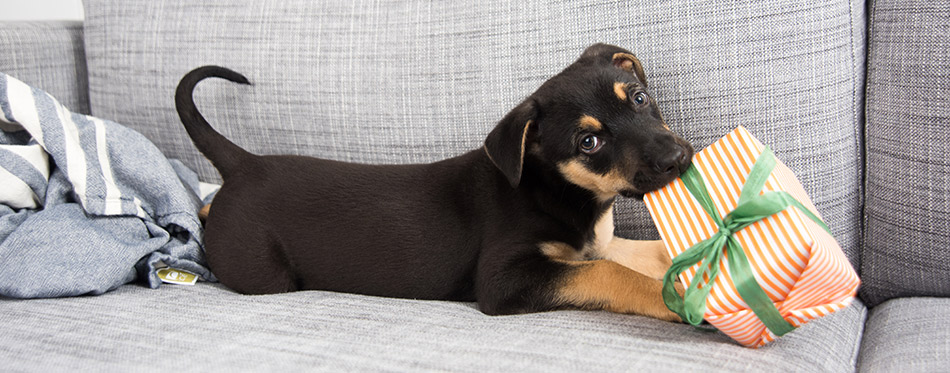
1;0;947;371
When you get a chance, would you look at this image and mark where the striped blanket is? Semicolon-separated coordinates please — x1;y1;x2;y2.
0;73;216;298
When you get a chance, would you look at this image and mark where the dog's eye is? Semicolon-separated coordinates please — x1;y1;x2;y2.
579;135;603;154
633;92;648;106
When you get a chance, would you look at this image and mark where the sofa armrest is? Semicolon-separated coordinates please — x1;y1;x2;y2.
0;21;89;115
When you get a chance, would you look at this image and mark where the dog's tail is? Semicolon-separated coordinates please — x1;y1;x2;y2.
175;65;254;179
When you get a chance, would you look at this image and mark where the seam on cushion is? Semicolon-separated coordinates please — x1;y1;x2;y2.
849;299;869;373
858;0;878;307
851;0;868;280
848;0;867;276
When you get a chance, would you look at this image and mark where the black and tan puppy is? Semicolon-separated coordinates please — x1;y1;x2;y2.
176;43;693;321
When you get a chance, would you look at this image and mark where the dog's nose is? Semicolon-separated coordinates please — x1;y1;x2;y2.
653;148;689;175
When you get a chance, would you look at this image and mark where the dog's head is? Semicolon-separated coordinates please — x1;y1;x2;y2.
484;43;694;201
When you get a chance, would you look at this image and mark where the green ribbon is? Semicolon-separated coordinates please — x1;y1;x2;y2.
661;147;832;336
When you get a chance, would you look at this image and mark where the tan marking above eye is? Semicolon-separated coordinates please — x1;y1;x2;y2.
578;115;603;131
613;82;628;101
557;160;633;202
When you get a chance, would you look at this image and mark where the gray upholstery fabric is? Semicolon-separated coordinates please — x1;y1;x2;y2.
861;0;950;307
0;21;90;115
82;0;866;265
1;283;866;371
858;297;950;372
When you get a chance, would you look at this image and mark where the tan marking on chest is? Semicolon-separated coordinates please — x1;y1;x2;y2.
540;204;615;261
539;241;583;262
582;204;615;258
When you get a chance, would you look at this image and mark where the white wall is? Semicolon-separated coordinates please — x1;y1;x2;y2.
0;0;84;21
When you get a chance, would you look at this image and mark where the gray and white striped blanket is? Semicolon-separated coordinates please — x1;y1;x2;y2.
0;73;216;298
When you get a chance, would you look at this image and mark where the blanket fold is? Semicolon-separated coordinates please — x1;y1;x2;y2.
0;73;216;298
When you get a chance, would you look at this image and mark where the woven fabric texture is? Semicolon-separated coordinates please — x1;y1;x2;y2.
857;297;950;372
861;0;950;307
0;21;90;115
82;0;865;261
0;283;866;371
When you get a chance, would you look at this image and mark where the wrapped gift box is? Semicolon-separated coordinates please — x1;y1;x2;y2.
644;126;860;348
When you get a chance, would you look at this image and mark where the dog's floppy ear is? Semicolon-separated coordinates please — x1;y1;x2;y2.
484;99;537;188
611;52;647;87
581;43;648;87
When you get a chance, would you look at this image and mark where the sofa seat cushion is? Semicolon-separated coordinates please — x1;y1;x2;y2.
858;297;950;372
1;283;865;371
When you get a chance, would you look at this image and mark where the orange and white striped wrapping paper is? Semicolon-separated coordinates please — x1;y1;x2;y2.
644;126;860;348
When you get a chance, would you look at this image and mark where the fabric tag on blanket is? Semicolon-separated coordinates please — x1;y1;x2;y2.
157;268;199;286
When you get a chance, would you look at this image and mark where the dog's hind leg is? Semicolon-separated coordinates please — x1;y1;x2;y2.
203;215;298;295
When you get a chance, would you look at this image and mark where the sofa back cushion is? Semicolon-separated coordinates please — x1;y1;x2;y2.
861;0;950;307
82;0;865;263
0;21;89;115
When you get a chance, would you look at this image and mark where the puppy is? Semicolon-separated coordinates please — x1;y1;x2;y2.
176;43;693;321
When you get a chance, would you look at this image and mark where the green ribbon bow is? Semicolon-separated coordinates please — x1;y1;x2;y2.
661;146;832;336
